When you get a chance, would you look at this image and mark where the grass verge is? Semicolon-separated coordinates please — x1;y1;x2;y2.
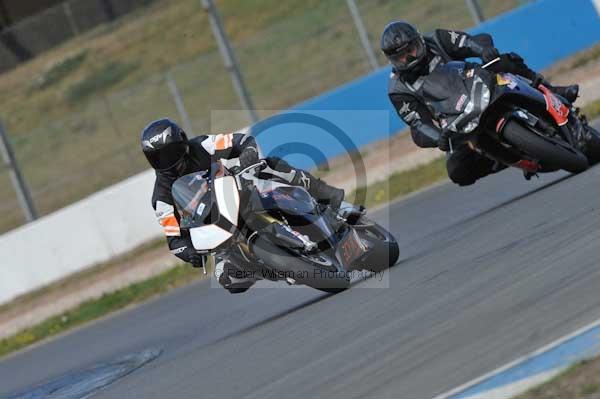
583;98;600;121
516;357;600;398
348;157;447;208
0;156;448;360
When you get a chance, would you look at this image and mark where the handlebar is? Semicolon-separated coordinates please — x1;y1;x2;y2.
233;160;266;189
481;57;500;70
234;160;266;177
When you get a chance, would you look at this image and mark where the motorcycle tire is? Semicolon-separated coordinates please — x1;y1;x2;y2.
502;120;588;174
251;236;350;293
354;221;399;272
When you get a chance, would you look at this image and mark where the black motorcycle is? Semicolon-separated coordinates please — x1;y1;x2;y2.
171;161;399;293
422;59;598;176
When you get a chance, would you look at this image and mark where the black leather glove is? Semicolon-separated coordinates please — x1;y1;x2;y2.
188;252;207;268
438;129;453;152
239;146;260;169
481;47;500;63
173;245;207;267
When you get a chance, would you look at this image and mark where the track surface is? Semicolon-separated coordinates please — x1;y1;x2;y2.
4;138;600;398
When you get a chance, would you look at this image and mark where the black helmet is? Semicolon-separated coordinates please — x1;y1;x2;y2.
380;21;427;74
141;118;188;171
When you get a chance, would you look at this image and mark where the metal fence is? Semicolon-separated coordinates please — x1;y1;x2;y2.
0;0;155;72
0;0;525;233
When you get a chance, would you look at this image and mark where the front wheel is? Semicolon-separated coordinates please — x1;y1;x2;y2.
502;120;588;173
251;236;350;293
354;219;400;272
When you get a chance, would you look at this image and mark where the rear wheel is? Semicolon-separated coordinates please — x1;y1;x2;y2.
502;120;588;173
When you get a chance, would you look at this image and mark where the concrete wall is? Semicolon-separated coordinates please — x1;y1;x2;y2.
0;170;160;304
2;0;600;305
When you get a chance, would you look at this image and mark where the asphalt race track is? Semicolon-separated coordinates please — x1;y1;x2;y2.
4;128;600;398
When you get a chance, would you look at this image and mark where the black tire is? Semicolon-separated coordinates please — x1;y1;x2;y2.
354;222;400;272
251;237;350;293
502;120;588;173
584;124;600;165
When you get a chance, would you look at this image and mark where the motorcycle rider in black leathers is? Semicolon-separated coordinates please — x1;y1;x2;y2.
141;118;345;293
383;21;597;186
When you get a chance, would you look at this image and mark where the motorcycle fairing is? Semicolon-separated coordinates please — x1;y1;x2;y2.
422;61;491;133
172;169;240;252
336;228;367;268
479;72;548;132
243;178;337;251
214;175;240;226
538;84;570;126
190;224;233;251
189;174;240;251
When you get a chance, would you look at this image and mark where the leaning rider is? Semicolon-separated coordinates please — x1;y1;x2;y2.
383;21;599;186
141;118;344;293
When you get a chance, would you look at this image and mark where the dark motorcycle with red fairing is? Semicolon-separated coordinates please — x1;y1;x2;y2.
423;59;599;177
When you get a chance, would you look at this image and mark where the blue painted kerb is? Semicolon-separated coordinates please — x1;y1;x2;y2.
449;322;600;398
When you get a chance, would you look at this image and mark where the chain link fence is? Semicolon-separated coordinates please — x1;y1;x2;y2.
0;0;156;72
0;0;525;234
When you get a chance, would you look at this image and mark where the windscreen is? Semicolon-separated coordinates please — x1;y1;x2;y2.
422;62;470;115
171;171;214;229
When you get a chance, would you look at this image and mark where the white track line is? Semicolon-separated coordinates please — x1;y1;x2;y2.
432;316;600;399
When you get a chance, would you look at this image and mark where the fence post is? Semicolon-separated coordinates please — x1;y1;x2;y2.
465;0;485;25
63;1;80;36
0;121;38;222
165;71;194;134
346;0;379;71
200;0;259;124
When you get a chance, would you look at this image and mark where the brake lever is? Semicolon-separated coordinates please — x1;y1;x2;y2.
234;160;266;189
235;160;266;177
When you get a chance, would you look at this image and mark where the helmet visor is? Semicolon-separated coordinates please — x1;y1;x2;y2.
144;141;187;170
387;38;425;71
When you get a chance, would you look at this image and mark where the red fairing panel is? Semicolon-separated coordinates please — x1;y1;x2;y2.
538;84;569;126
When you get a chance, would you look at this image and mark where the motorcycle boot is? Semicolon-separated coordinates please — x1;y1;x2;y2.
551;84;579;103
531;74;579;103
291;170;345;210
215;258;256;294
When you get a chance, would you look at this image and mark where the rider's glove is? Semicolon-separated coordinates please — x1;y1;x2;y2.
438;129;453;152
239;146;260;169
481;47;500;63
172;245;207;268
188;252;207;268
